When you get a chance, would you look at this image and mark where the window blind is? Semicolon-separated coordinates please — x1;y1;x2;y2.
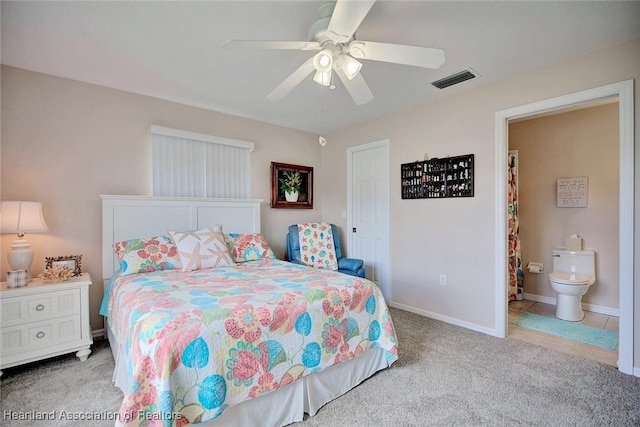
151;126;253;198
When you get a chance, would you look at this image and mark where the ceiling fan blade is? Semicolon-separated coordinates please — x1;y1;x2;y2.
327;0;376;42
223;40;321;51
349;41;446;69
335;68;374;105
267;57;316;101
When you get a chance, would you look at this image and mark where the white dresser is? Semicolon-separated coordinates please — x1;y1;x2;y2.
0;273;93;375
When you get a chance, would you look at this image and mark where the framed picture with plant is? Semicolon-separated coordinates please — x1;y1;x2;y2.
270;162;313;209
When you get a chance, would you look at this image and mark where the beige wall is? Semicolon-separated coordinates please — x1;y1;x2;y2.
0;66;322;332
322;39;639;364
510;103;619;310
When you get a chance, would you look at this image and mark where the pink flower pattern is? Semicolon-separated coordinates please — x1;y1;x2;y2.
248;373;279;398
114;235;180;275
225;304;271;342
226;233;276;262
322;287;352;319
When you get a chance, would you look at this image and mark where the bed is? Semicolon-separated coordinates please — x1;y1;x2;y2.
100;195;398;426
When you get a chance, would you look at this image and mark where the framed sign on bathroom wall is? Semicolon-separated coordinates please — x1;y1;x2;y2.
557;176;588;208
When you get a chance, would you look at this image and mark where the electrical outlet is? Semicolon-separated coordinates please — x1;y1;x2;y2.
439;274;446;286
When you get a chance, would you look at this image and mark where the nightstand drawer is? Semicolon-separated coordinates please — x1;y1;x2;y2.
1;315;82;356
1;289;80;327
0;274;92;372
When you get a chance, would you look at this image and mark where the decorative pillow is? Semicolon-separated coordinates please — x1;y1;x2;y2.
225;233;276;262
168;226;234;271
113;236;180;276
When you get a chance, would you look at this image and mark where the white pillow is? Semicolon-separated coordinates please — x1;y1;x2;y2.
168;225;234;271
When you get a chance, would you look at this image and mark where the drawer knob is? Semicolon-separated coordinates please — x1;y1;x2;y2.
36;331;45;339
36;304;45;311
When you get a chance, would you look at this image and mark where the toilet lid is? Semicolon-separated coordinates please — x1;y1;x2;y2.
549;272;591;285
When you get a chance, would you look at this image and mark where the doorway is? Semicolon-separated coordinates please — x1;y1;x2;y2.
494;80;634;375
508;103;619;366
347;139;391;301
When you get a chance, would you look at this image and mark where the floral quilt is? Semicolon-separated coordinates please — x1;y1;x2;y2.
105;259;398;426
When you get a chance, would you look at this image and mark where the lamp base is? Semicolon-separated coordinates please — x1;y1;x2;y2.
8;239;34;282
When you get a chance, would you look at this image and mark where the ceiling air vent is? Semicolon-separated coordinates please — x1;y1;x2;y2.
431;69;476;89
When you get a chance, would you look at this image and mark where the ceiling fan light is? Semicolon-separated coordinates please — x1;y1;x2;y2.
319;55;331;68
340;55;362;80
313;49;333;72
313;70;332;86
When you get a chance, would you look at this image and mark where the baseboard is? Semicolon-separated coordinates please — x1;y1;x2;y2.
522;293;620;317
92;328;106;339
389;301;499;337
522;293;555;305
634;366;640;378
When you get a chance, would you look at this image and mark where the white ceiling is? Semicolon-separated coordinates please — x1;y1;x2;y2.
2;1;639;134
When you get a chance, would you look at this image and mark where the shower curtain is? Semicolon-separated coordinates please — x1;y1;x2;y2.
508;151;523;301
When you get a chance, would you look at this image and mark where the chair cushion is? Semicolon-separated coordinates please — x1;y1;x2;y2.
339;267;366;278
287;225;303;263
338;257;364;272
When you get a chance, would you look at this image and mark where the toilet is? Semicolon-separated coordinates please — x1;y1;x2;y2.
548;249;596;321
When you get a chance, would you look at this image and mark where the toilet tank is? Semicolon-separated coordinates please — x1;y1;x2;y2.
552;249;595;276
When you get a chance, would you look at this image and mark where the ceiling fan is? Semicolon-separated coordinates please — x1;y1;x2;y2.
223;0;445;105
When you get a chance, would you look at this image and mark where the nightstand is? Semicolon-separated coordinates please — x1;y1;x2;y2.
0;273;93;376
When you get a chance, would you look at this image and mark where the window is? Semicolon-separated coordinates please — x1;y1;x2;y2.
151;126;253;198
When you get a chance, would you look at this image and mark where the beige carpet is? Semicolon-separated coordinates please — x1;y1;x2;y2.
1;308;639;426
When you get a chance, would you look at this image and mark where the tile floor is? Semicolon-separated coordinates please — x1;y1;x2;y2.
508;300;619;367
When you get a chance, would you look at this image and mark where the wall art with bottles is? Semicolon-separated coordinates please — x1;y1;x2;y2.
401;154;474;199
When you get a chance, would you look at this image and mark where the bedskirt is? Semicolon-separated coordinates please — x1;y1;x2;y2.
107;321;391;426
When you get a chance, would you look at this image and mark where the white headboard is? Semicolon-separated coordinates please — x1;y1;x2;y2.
101;195;262;280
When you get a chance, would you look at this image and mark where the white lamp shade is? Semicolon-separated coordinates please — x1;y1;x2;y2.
313;49;334;73
313;70;332;87
1;201;48;283
338;54;362;80
0;201;49;234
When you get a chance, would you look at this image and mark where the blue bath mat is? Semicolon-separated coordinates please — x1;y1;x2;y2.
511;312;618;350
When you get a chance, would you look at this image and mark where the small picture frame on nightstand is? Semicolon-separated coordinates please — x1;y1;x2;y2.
45;255;82;277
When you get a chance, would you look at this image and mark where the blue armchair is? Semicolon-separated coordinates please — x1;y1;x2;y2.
286;224;365;278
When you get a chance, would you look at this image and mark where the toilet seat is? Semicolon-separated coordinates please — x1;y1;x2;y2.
549;272;591;285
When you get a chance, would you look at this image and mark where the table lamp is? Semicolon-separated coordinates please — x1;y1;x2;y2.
1;201;49;282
